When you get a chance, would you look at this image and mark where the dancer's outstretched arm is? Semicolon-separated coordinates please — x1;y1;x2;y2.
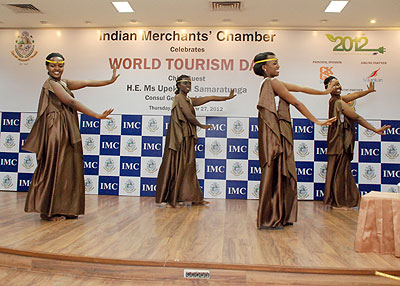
66;66;120;90
191;89;236;106
271;79;336;126
341;82;375;103
282;81;333;95
340;100;390;135
50;81;113;119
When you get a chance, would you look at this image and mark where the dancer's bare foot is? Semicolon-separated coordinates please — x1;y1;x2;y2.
40;214;66;221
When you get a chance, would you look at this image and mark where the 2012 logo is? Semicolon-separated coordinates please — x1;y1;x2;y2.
325;34;386;54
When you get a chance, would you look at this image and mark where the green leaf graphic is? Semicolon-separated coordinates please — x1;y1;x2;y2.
325;34;336;42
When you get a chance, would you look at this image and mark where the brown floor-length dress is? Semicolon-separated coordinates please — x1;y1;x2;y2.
257;78;298;228
324;96;360;208
156;94;203;206
23;79;85;216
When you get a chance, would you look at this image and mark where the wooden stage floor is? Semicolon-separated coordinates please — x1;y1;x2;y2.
0;192;399;285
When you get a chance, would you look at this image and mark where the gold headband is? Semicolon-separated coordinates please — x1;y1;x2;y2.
46;59;64;64
254;58;278;65
177;79;191;83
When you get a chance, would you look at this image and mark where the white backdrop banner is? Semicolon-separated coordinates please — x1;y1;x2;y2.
0;28;399;198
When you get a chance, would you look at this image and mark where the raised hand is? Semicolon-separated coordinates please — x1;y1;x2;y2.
366;82;376;93
227;89;237;100
97;108;114;119
109;66;120;84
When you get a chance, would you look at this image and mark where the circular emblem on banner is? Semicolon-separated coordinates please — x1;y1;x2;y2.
387;186;399;193
84;137;96;152
24;115;35;130
253;142;259;156
209;182;222;197
385;144;399;160
298;185;310;199
85;177;94;193
251;183;260;198
363;165;376;180
318;164;327;179
105;118;117;131
146;159;158;174
146;118;159;132
297;143;310;157
103;158;116;173
4;135;16;149
231;120;244;135
231;161;244;176
123;179;136;193
11;31;38;62
319;125;329;137
210;140;222;155
1;175;13;189
22;155;34;169
125;138;137;152
363;128;375;138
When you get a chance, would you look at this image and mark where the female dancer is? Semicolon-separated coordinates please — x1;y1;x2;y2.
253;52;336;229
323;76;390;209
156;75;236;207
23;52;119;221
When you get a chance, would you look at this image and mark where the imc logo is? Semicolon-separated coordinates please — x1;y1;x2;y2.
227;139;248;159
141;136;162;157
163;116;171;136
17;173;33;192
205;159;226;180
120;156;140;177
226;180;247;199
195;138;205;158
121;115;142;135
314;183;325;201
83;155;99;175
248;160;261;181
80;114;100;134
206;117;227;138
0;152;18;172
359;142;381;163
314;141;328;162
296;162;314;182
249;117;258;139
382;120;400;142
381;164;400;184
1;112;20;132
140;177;157;197
293;119;314;140
100;135;121;156
99;176;119;196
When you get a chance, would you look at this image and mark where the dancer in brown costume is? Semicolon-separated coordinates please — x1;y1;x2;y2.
322;76;390;209
23;52;119;221
156;75;236;207
253;52;336;229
